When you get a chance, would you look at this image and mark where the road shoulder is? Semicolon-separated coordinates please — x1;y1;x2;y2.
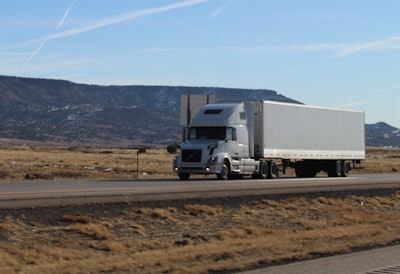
242;244;400;274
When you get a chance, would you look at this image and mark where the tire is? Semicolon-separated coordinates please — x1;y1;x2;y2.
296;161;317;178
268;161;279;179
304;161;317;177
295;162;305;178
259;161;268;179
327;160;341;177
307;169;317;178
178;173;190;180
341;161;349;177
217;161;230;180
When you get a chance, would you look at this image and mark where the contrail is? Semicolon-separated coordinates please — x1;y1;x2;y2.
23;39;48;68
24;0;209;47
209;0;234;20
22;0;207;67
23;0;77;68
57;0;77;30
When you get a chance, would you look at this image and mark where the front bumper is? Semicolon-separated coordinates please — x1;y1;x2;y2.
173;161;221;175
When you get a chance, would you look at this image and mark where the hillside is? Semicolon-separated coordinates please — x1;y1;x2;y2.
365;122;400;147
0;75;399;148
0;75;298;147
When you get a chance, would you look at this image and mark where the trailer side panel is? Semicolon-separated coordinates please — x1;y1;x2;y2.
254;101;365;160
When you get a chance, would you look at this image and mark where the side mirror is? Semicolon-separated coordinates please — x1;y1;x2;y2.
167;144;179;154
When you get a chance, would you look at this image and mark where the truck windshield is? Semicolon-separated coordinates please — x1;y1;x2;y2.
188;127;226;141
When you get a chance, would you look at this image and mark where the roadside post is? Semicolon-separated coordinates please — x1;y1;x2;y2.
136;148;146;179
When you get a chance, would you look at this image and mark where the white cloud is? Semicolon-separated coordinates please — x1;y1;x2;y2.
334;101;368;109
127;36;400;57
378;84;400;94
138;47;180;53
206;35;400;57
334;35;400;57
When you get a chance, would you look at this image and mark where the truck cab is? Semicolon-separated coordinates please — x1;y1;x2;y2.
173;102;259;180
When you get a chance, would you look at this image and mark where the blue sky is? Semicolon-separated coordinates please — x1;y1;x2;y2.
1;0;400;127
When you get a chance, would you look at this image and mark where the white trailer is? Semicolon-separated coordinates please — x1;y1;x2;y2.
173;100;365;180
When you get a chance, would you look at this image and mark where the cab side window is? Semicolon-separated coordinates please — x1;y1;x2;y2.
227;127;237;141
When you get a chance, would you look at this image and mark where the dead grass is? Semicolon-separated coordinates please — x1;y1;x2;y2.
61;213;92;224
184;204;222;216
136;207;177;220
0;146;175;181
1;192;400;273
0;146;398;182
359;147;400;173
69;223;115;240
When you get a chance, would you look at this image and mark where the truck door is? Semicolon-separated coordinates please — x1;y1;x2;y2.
227;126;249;158
226;127;239;158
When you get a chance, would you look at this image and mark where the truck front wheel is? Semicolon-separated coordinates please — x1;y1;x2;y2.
217;160;230;180
178;173;190;180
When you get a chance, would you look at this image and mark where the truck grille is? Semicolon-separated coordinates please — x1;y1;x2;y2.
182;149;202;162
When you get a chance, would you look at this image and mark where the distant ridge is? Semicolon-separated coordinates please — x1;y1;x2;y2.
0;75;398;147
0;75;299;147
365;122;400;147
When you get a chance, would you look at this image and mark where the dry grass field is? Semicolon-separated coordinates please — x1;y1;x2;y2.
0;146;399;181
0;192;400;273
0;145;399;273
0;146;175;181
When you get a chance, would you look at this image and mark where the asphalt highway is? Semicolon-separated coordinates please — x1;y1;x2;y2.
243;244;400;274
1;174;400;207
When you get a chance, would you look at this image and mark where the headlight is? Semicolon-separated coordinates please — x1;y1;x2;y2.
207;156;218;164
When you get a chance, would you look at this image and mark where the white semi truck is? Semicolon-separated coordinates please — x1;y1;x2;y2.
173;100;365;180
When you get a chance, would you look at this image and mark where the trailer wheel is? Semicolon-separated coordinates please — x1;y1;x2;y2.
178;173;190;180
328;160;341;177
295;161;317;178
259;161;268;179
304;161;317;177
217;160;230;180
295;162;305;178
341;161;349;177
268;161;279;179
